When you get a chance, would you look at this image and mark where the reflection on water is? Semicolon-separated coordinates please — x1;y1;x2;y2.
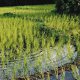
0;70;79;80
65;71;75;80
44;70;79;80
38;70;79;80
58;71;75;80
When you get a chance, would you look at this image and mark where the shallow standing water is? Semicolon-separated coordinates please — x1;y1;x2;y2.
47;71;75;80
0;45;79;80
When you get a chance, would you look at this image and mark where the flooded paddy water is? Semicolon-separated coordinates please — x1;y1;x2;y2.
0;45;80;80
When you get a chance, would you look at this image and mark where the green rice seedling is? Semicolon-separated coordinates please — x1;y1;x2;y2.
55;67;58;79
12;64;18;80
34;56;44;79
66;36;74;59
46;41;51;61
47;72;50;80
17;30;23;58
11;75;15;80
50;36;55;47
1;48;5;68
41;34;46;49
60;67;65;80
41;72;44;80
11;64;17;80
71;65;80;80
26;38;31;55
76;36;80;56
0;4;80;80
33;37;39;53
23;54;29;79
26;77;30;80
56;39;64;61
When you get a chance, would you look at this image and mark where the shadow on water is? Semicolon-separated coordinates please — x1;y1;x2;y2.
16;70;79;80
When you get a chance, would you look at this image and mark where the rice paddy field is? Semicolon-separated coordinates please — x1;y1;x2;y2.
0;4;80;80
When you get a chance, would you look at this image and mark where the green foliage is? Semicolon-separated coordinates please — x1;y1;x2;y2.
0;4;79;80
0;0;54;6
56;0;80;14
3;12;16;17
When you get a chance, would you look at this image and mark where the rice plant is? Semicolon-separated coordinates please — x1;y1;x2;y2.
0;4;79;80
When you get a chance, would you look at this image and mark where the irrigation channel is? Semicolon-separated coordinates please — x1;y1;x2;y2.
0;45;80;80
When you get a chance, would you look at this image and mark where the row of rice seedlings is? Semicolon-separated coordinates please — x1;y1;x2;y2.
76;35;80;56
0;14;79;79
28;14;79;79
55;67;58;79
0;18;33;79
44;15;79;33
44;14;80;52
45;16;80;80
0;17;50;79
60;67;65;80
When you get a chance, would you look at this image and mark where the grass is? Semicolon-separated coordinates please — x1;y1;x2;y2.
0;4;80;80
